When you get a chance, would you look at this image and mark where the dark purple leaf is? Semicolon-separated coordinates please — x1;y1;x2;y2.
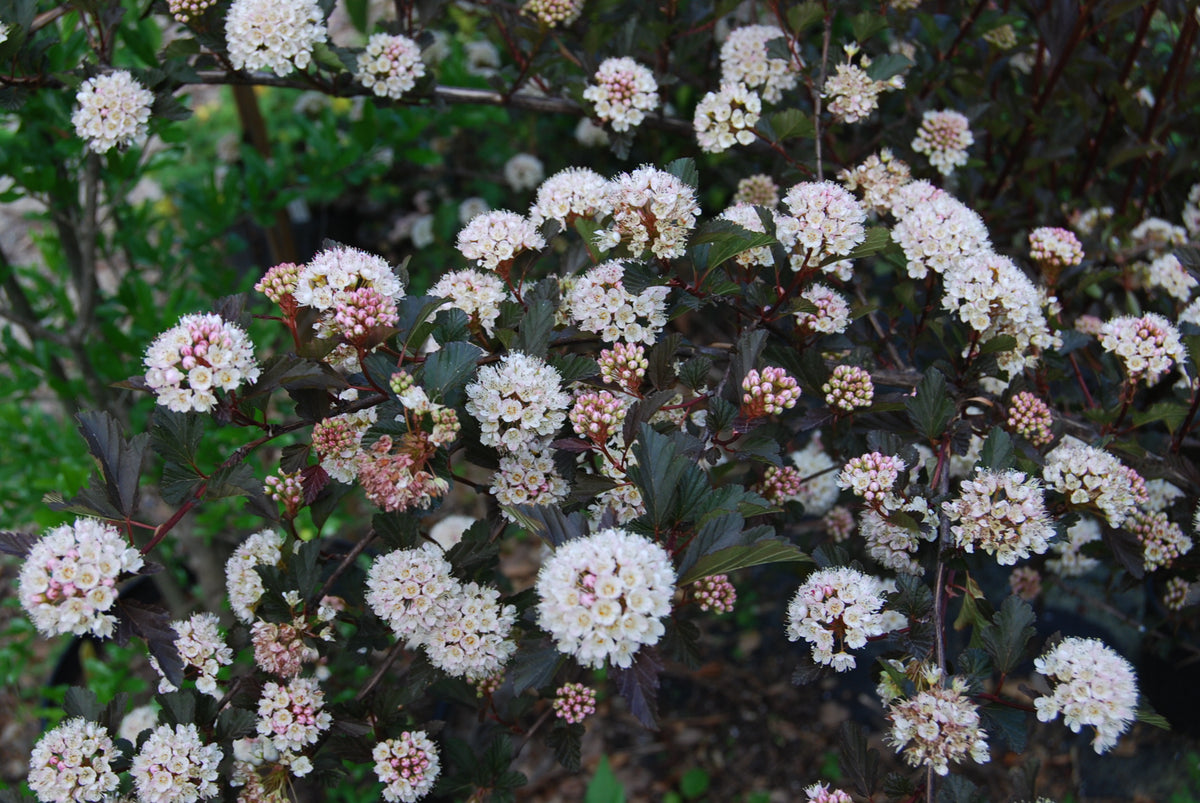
301;464;330;506
0;531;38;558
74;410;148;518
612;647;662;729
116;598;182;687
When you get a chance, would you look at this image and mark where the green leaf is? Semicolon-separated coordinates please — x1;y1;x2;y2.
851;11;888;42
628;425;692;528
509;644;565;694
865;52;911;81
678;538;810;585
545;723;583;772
513;299;555;359
768;109;814;142
980;703;1028;752
586;756;626;803
937;776;986;803
845;226;892;260
1131;402;1189;433
689;220;776;271
905;368;956;442
976;427;1015;471
787;2;824;32
979;334;1018;355
64;687;102;721
839;722;880;799
679;768;710;799
74;410;149;518
980;596;1036;674
664;157;698;189
549;353;600;384
421;340;483;402
1135;704;1171;730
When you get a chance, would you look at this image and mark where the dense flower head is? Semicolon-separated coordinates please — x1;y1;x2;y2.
757;465;803;504
1047;517;1102;577
693;82;761;153
553;682;598;724
144;312;260;413
430;268;509;337
1142;253;1197;302
424;582;517;680
796;284;851;335
1043;438;1144;526
890;184;991;279
912;110;974;176
823;44;902;124
823;364;874;412
455;210;545;274
943;469;1055;564
570;390;627;444
252;619;318;678
582;57;659;132
1009;566;1042;600
72;70;153;153
528;167;611;227
719;25;799;103
225;529;284;624
536;527;676;669
787;566;891;671
19;518;143;639
983;23;1017;48
155;612;232;697
311;403;377;483
357;435;449;513
787;438;841;516
775;181;867;271
805;782;854;803
597;166;700;260
333;286;399;343
366;543;457;643
718;203;774;269
465;351;570;452
225;0;327;74
1131;216;1187;255
734;173;780;208
886;678;990;775
1143;478;1184;513
823;505;856;542
522;0;583;26
1127;510;1193;572
1007;391;1054;447
1099;313;1186;386
694;574;736;613
256;677;332;758
1163;577;1190;611
264;468;305;518
1034;637;1138;753
168;0;216;22
862;507;935;574
255;262;301;305
132;724;223;803
598;341;647;394
504;153;544;192
838;452;905;510
567;260;669;344
741;366;801;417
1028;226;1084;276
294;245;404;314
458;196;490;225
373;732;439;803
357;33;425;99
838;149;912;215
28;718;121;803
491;449;569;515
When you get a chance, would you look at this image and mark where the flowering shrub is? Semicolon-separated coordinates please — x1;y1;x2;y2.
1;1;1199;802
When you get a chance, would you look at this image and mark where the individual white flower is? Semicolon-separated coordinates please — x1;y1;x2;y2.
536;528;676;669
19;518;143;639
373;731;440;803
796;284;851;335
597;166;700;260
943;469;1056;565
430;269;509;337
153;612;233;697
1034;637;1138;753
528;166;611;228
567;260;669;344
504;153;544;192
255;677;332;759
492;449;569;517
1099;313;1186;386
28;718;121;803
225;0;327;74
582;57;659;132
423;581;517;680
911;110;973;176
1043;438;1146;526
131;724;223;803
886;678;990;775
464;351;570;452
225;529;285;624
786;567;892;671
71;70;153;153
144;312;260;413
357;33;425;99
366;543;458;644
719;25;799;103
693;82;761;153
838;149;912;215
455;210;545;274
891;182;991;279
774;181;867;272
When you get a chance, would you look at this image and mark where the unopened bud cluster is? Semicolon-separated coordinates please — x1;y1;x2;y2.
553;682;598;724
598;341;647;394
255;261;301;304
757;465;803;504
333;287;399;342
694;574;737;613
823;364;874;412
570;391;627;444
1007;391;1054;446
1127;510;1193;572
741;366;801;417
265;469;305;517
1028;226;1084;275
838;452;905;511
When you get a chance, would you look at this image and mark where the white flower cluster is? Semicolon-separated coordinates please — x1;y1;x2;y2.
719;25;799;103
357;33;425;100
597;166;700;260
28;718;121;803
774;181;867;272
1099;313;1186;386
911;109;974;176
823;44;902;123
225;0;327;74
786;438;841;516
19;518;143;639
943;469;1055;565
131;724;223;803
1185;182;1200;238
528;166;612;228
1131;216;1186;256
718;204;774;269
430;269;509;337
693;82;761;153
1144;478;1184;512
254;677;330;776
1142;254;1197;301
838;451;905;510
492;449;569;516
465;351;570;452
312;401;379;483
1028;226;1084;272
838;149;912;215
734;173;780;207
891;183;991;279
225;528;285;624
942;252;1060;378
796;284;851;335
366;543;459;644
786;566;891;671
582;57;659;132
423;581;518;681
1046;517;1101;577
1034;637;1138;753
886;678;990;775
144;312;260;413
504;153;544;192
1043;438;1144;526
536;527;676;669
155;612;233;697
374;731;440;803
72;70;153;153
862;507;936;574
1127;510;1193;572
567;260;669;344
294;245;404;317
455;210;546;273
